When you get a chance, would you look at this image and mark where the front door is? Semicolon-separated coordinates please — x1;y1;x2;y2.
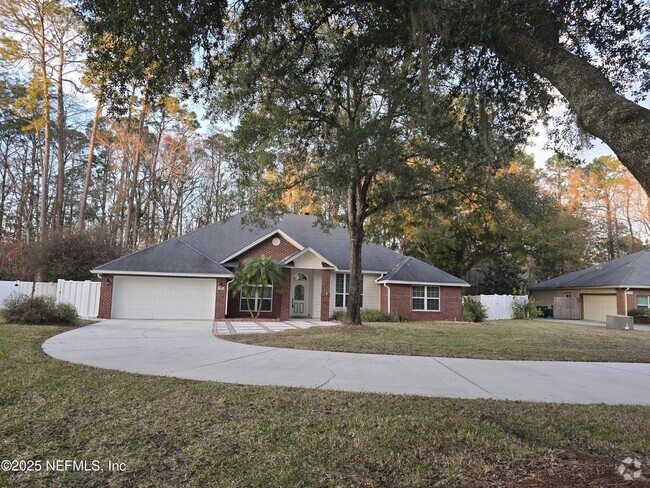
292;283;306;317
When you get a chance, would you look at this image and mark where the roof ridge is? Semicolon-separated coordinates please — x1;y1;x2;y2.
94;235;182;269
179;210;248;239
386;255;411;277
621;250;649;284
177;236;223;267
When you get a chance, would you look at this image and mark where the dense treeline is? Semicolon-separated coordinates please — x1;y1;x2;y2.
0;0;647;290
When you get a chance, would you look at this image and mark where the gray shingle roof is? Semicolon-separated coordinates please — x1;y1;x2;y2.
376;256;470;286
92;237;232;276
529;251;650;290
93;212;468;286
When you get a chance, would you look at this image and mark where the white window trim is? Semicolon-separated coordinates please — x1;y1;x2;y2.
411;285;441;312
637;295;649;309
334;273;363;309
240;285;273;313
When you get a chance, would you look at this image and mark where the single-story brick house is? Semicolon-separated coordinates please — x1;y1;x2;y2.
92;213;469;321
530;250;650;322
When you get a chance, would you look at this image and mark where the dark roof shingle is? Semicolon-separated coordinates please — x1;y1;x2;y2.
93;213;468;286
529;251;650;290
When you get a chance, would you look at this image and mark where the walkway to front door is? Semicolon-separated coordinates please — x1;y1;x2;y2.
215;319;337;335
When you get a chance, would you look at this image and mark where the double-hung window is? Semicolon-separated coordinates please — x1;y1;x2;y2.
412;286;440;311
240;285;273;312
335;273;363;308
637;295;649;310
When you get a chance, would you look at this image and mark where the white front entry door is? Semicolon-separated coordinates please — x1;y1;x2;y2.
291;274;308;317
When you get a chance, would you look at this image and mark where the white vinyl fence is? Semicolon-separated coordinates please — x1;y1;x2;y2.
57;280;101;318
470;294;528;320
0;280;100;318
0;281;57;303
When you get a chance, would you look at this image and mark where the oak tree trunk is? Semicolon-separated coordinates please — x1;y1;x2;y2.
345;175;365;326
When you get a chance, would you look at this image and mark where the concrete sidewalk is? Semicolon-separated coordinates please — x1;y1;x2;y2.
42;320;650;405
215;319;338;335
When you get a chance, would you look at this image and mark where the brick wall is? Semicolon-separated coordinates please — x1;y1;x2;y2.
98;274;114;319
238;234;299;262
226;270;294;320
227;288;282;319
320;269;331;320
214;278;229;319
225;235;298;319
387;284;463;322
380;284;388;313
620;288;650;314
279;268;291;321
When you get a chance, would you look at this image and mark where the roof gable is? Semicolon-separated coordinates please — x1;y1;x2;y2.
281;247;336;269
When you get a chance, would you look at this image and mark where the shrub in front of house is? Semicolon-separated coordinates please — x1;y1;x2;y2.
332;309;407;323
2;293;78;325
627;308;650;324
462;297;487;322
512;298;543;320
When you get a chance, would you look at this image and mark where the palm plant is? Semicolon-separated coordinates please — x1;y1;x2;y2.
229;255;285;318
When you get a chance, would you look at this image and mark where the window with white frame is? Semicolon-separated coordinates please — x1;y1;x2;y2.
240;285;273;312
637;295;649;309
412;286;440;311
335;273;363;308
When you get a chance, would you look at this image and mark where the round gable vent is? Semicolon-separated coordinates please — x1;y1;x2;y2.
271;237;281;246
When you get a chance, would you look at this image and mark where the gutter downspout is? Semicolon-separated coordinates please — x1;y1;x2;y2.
383;283;391;313
225;279;234;316
624;287;630;315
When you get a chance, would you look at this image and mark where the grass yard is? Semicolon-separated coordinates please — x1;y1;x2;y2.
224;319;650;362
0;324;649;487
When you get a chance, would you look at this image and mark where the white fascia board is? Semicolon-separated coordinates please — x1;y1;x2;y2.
91;270;233;278
378;279;471;287
282;247;337;268
218;229;304;264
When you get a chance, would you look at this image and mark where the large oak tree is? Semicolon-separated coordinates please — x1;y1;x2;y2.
79;0;650;194
219;12;506;324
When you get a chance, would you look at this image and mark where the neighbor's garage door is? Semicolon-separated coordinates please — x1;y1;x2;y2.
582;294;617;322
112;276;216;320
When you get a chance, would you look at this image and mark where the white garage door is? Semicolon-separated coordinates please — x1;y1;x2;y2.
112;276;216;320
583;294;617;322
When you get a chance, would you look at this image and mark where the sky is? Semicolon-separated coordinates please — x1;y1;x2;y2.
526;94;650;169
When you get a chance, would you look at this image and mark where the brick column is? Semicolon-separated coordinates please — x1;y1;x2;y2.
214;278;229;319
280;268;292;321
320;269;331;320
98;274;114;319
616;289;627;315
380;284;389;312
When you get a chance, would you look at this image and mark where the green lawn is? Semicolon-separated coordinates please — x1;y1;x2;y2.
1;324;649;487
224;320;650;362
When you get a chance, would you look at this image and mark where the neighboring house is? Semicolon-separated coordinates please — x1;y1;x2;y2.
530;251;650;322
92;213;469;322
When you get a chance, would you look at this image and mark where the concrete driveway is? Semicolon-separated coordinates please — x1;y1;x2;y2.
42;320;650;405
